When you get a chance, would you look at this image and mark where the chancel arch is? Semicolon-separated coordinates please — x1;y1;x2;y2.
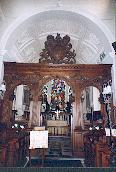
0;32;113;165
39;78;74;135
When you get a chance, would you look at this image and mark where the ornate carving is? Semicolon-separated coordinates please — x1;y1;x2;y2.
39;33;76;64
3;62;112;127
12;74;43;83
5;74;43;85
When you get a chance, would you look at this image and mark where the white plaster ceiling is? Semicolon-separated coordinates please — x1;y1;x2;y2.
0;0;115;64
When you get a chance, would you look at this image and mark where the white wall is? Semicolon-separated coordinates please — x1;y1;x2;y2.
15;85;24;116
0;0;115;41
0;58;3;84
0;50;6;84
93;87;101;111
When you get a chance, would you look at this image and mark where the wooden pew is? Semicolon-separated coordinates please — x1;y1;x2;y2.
95;141;110;167
0;144;8;167
0;128;29;167
83;129;108;167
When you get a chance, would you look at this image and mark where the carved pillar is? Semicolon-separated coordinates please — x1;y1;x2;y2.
0;99;3;119
0;50;6;117
72;83;85;158
72;83;82;129
101;103;106;128
1;75;24;127
1;83;13;127
0;50;7;84
29;83;41;127
110;52;116;106
110;52;116;124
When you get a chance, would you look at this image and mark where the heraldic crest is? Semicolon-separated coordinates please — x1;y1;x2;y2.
39;33;76;64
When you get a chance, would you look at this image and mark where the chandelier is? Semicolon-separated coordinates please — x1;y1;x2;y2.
102;80;112;103
0;81;6;99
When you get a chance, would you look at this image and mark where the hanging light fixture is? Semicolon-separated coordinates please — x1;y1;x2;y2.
102;80;112;103
0;81;6;99
102;80;113;148
102;84;107;95
106;81;112;94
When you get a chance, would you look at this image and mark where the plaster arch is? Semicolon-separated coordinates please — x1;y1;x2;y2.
0;7;114;63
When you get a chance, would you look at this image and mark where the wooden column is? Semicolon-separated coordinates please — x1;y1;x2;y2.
73;85;82;128
101;103;106;128
0;99;3;118
29;83;41;127
1;85;13;127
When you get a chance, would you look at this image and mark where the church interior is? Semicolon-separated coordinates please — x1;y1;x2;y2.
0;0;116;168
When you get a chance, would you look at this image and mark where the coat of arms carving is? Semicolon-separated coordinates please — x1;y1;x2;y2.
39;33;76;64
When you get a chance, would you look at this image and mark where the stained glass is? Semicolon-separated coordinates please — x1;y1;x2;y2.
41;79;72;113
51;79;65;110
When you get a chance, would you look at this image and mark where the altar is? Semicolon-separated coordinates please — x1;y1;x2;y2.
47;120;69;135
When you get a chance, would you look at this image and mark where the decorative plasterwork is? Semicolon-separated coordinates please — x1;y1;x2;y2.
1;9;112;64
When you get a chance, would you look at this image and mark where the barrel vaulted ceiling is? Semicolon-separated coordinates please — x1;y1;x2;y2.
0;0;115;64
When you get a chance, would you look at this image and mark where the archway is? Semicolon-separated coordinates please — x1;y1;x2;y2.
40;78;74;157
0;9;113;64
11;84;31;128
40;78;74;135
81;86;102;130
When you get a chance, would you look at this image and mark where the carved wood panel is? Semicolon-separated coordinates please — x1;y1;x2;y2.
2;62;112;128
39;33;76;64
